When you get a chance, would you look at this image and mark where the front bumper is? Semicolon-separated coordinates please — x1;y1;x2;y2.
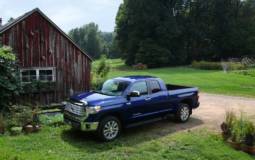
64;111;99;131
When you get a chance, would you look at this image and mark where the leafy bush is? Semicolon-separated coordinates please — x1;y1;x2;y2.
9;127;22;136
235;69;255;77
0;46;21;111
133;63;148;70
228;112;255;144
192;61;246;71
92;55;110;90
5;105;34;129
39;114;63;127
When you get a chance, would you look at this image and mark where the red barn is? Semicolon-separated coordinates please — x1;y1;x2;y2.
0;8;92;105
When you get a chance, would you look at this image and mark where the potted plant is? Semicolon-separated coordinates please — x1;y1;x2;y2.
228;117;244;150
242;121;255;154
221;111;236;140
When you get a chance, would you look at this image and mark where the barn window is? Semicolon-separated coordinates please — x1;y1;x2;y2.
20;67;56;83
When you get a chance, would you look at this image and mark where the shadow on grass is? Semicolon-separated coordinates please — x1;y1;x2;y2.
61;117;203;153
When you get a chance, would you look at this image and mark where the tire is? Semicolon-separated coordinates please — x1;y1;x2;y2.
97;116;121;142
175;103;191;123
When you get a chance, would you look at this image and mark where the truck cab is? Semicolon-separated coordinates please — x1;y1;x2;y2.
64;76;200;141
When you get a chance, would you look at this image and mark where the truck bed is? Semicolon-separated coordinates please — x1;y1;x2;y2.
166;84;198;95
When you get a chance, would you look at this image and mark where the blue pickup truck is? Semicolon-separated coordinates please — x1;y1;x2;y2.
64;76;199;141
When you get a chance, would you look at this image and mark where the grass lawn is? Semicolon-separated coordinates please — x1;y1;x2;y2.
103;59;255;98
0;124;254;160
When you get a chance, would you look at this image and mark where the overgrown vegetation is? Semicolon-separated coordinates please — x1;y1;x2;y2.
191;61;246;70
116;0;255;68
0;46;21;111
221;111;255;154
91;55;110;90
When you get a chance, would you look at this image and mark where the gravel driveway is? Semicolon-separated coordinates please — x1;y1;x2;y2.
192;93;255;131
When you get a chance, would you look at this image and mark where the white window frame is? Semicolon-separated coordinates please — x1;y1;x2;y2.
20;67;56;83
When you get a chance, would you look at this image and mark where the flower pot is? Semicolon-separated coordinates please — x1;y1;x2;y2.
227;140;242;150
242;145;255;155
23;125;34;134
33;125;41;132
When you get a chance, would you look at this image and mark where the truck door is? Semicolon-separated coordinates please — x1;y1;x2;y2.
125;81;151;123
147;80;171;115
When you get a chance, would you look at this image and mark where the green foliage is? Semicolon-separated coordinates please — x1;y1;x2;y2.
69;23;120;59
92;55;110;90
39;114;63;127
22;81;56;94
116;0;255;68
225;111;237;130
5;105;33;129
0;46;21;110
230;112;255;143
9;127;22;136
235;69;255;77
191;61;246;70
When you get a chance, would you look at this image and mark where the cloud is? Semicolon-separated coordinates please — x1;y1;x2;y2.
0;0;122;32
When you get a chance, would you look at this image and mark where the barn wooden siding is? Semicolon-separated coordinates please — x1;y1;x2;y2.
0;11;92;105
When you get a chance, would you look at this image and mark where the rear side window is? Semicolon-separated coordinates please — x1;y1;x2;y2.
130;81;148;95
149;80;161;94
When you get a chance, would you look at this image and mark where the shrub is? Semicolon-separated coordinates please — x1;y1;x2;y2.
92;55;110;90
191;61;246;71
133;63;148;70
9;127;22;136
0;46;21;111
235;69;255;77
229;112;255;144
5;105;34;129
39;114;63;127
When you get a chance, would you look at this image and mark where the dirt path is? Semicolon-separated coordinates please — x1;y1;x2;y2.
192;93;255;131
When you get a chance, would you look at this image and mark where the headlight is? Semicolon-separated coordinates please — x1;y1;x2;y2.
86;106;101;114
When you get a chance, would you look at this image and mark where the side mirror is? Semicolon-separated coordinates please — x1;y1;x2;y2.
127;91;140;100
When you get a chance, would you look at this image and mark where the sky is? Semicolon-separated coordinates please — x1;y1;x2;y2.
0;0;122;32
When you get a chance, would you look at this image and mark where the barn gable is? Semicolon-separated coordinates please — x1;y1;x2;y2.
0;8;92;105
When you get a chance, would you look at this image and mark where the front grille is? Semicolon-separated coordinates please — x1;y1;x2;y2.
65;102;85;116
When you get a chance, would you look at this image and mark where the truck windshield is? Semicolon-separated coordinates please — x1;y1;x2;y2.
100;79;130;96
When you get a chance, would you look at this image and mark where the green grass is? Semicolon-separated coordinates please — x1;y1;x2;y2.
104;59;255;98
0;124;254;160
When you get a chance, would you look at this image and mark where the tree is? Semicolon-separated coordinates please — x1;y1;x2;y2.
69;23;102;59
115;0;255;67
69;23;119;59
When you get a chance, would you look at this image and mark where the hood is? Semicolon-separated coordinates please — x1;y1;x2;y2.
70;91;124;107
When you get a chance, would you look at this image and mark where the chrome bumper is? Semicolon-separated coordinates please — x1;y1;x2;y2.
64;111;99;131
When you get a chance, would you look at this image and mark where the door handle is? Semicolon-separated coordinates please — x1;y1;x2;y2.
145;97;151;101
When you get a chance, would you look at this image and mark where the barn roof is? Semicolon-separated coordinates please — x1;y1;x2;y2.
0;8;92;61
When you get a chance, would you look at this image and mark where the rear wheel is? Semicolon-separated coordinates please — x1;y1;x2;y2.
175;103;191;123
97;116;121;142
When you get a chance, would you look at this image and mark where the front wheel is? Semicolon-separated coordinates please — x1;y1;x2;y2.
175;103;191;123
97;116;121;142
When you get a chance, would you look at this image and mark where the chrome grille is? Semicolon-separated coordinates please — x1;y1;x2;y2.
65;102;85;116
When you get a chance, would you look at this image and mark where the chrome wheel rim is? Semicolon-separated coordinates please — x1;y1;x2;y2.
103;120;119;140
180;106;190;121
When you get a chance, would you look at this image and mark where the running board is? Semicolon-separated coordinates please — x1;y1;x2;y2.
126;117;163;128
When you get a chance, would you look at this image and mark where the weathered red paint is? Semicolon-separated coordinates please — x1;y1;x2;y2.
0;11;92;104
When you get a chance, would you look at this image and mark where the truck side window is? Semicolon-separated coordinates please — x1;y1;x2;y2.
149;80;161;94
130;81;148;95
